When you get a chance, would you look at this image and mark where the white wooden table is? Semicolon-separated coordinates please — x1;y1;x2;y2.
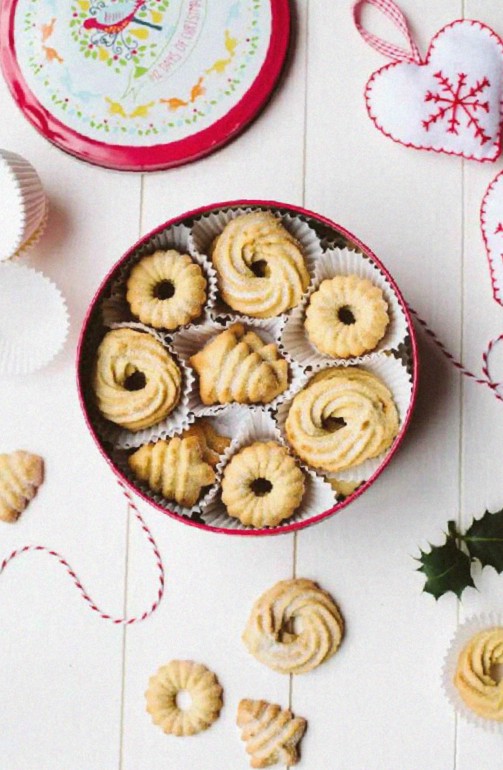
1;2;503;768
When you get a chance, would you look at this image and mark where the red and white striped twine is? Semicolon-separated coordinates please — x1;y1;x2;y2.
0;481;165;625
353;0;422;63
409;306;503;404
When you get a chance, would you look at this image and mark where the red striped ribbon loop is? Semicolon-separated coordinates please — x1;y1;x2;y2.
0;480;165;626
410;306;503;405
353;0;422;64
483;334;503;401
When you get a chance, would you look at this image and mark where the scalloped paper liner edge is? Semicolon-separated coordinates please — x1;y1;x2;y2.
275;353;413;483
0;150;48;262
171;316;308;417
89;322;195;450
188;206;322;325
0;263;69;376
200;409;336;531
442;613;503;734
281;247;408;369
112;410;246;520
101;222;219;331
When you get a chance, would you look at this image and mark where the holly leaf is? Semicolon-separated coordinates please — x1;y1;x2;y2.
464;508;503;572
417;531;475;599
134;66;148;79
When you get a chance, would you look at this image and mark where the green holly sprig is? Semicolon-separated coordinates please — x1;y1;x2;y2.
417;508;503;600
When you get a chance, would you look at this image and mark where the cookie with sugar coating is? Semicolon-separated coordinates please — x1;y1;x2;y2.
242;578;344;675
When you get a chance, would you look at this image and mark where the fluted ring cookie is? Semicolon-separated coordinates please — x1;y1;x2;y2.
93;328;182;431
221;442;305;528
454;627;503;722
211;212;310;318
127;250;207;330
243;578;344;674
305;275;389;358
146;660;223;736
285;367;399;473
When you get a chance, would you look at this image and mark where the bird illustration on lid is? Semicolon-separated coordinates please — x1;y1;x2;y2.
83;0;162;57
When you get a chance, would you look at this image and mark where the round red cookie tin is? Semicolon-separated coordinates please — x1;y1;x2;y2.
77;200;419;536
0;0;290;171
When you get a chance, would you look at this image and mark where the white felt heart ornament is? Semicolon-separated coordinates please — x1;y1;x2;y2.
354;0;503;162
481;170;503;306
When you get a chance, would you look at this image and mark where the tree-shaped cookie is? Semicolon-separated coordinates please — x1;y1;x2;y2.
190;323;288;405
0;451;44;523
128;436;215;508
237;699;307;768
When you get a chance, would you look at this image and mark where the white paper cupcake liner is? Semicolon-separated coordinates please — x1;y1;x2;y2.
442;614;503;734
275;353;413;483
101;222;218;331
282;247;408;369
188;206;322;325
0;150;48;262
319;232;363;254
200;409;336;531
113;411;239;520
172;317;307;417
91;322;195;450
0;263;69;375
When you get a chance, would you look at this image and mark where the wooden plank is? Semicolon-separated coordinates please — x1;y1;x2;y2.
457;3;503;768
294;1;463;768
0;71;141;768
120;3;308;768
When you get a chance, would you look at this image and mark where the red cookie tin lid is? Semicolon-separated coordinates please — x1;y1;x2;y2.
0;0;290;171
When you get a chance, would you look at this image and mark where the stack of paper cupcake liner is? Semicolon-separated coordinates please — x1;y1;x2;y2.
0;151;70;375
442;613;503;734
0;263;69;376
83;204;415;529
0;149;48;262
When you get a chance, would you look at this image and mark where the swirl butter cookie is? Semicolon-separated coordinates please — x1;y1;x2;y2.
454;627;503;722
146;660;223;737
285;367;398;473
211;212;310;318
93;328;181;432
127;250;207;330
305;275;389;358
189;323;288;406
243;578;344;675
221;441;305;528
129;435;215;508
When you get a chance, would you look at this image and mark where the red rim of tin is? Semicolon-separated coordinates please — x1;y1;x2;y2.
0;0;290;171
76;200;419;535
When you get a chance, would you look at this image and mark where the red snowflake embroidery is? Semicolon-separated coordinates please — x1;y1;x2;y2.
423;71;491;145
495;223;503;235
